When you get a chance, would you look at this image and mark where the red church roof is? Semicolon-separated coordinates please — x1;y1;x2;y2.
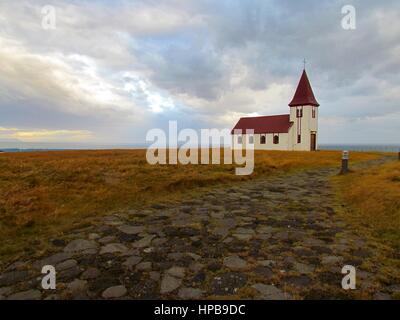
231;114;291;134
288;70;319;107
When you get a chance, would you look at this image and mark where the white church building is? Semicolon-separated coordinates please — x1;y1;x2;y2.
232;69;320;151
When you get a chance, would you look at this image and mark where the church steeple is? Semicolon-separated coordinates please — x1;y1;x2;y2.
288;69;319;107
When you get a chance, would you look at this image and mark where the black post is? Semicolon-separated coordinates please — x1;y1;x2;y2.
341;150;349;174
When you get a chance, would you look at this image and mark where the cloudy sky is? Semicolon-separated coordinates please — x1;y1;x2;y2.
0;0;399;146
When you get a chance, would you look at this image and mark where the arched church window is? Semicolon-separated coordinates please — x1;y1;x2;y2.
273;135;279;144
260;135;266;144
296;108;303;118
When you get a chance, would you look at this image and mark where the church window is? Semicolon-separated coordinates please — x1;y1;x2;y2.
312;107;316;118
249;136;254;144
237;136;242;144
273;135;279;144
260;135;266;144
296;108;303;118
297;134;301;143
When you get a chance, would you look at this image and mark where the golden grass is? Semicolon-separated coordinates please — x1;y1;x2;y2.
0;149;381;262
332;160;400;289
333;161;400;250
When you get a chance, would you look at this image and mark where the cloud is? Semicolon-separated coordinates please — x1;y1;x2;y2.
0;126;92;142
0;0;399;144
320;111;400;144
0;36;143;117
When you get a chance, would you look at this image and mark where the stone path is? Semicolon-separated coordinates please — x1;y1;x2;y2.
1;157;398;300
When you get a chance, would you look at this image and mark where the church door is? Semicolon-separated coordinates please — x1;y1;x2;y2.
310;133;316;151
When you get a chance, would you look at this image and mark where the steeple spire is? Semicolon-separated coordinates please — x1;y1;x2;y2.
303;58;306;70
288;69;319;107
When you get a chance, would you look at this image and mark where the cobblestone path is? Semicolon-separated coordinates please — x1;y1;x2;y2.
1;157;398;300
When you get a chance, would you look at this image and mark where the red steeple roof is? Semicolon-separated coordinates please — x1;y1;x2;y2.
288;70;319;107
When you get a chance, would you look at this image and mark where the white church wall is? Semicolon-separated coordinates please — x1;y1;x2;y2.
232;133;290;151
255;133;289;150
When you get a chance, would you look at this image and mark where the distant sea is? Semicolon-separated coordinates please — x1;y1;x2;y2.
319;144;400;152
0;143;399;153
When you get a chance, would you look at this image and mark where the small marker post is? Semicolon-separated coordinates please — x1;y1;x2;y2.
341;150;349;174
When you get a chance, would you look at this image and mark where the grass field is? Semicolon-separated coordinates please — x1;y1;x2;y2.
333;160;400;291
0;149;383;263
334;160;400;249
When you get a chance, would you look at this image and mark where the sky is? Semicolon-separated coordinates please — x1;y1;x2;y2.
0;0;399;147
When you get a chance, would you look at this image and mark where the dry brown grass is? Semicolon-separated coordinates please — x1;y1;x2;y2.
0;149;381;262
332;160;400;289
333;160;400;250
